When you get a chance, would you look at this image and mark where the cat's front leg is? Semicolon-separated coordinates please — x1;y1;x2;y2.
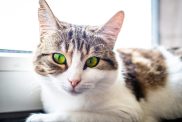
26;112;138;122
68;112;140;122
26;113;69;122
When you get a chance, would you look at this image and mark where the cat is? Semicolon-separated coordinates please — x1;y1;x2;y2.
26;0;182;122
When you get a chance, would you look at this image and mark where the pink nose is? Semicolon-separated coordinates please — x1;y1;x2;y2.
69;79;81;88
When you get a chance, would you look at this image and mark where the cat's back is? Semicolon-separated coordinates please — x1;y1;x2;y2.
117;48;168;100
117;47;182;120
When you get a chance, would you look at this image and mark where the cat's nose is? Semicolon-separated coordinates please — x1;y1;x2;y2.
69;79;81;88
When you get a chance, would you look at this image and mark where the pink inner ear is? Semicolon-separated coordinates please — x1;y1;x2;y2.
102;11;124;37
100;11;124;48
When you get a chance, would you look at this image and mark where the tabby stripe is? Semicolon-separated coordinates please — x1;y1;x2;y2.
68;30;73;39
76;36;81;50
65;43;69;52
79;41;84;51
120;52;145;101
71;39;75;50
85;44;90;55
83;30;87;39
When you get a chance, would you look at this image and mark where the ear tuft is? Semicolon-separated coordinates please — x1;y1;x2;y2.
100;11;124;49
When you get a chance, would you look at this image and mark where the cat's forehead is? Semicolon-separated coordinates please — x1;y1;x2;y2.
63;25;100;41
39;25;109;56
65;25;88;41
58;25;108;52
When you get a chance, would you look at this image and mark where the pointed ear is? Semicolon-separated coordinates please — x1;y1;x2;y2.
38;0;59;34
99;11;124;48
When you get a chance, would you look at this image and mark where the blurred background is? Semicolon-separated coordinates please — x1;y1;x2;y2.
0;0;181;122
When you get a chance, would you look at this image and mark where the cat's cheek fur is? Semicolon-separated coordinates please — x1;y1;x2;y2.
80;69;119;93
49;68;118;95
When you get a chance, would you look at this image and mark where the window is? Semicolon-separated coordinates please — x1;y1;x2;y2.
0;0;152;51
159;0;182;48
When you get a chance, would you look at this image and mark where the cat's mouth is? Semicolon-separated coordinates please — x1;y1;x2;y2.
69;89;82;95
61;84;90;95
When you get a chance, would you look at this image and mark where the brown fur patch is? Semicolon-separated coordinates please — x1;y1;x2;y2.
117;48;168;100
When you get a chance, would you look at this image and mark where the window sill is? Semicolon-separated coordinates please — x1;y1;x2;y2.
0;52;33;72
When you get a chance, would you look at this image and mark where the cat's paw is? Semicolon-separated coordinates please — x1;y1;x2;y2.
26;113;69;122
26;113;48;122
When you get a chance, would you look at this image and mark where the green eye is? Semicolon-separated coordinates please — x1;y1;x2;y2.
86;56;100;68
53;53;66;64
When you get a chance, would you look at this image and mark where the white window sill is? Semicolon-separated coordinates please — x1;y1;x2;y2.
0;52;33;71
0;52;42;113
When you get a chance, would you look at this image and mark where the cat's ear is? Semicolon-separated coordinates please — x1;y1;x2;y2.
38;0;66;35
38;0;58;33
99;11;124;48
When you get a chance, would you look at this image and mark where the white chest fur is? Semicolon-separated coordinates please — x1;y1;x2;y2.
40;79;142;120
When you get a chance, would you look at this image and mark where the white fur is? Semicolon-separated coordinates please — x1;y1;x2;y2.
27;48;182;122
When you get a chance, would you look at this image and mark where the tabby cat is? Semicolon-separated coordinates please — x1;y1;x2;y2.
26;0;182;122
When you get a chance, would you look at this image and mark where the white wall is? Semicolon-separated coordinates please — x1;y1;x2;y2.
0;54;42;113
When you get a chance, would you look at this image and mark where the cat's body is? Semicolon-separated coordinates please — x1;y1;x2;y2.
26;0;182;122
118;48;182;121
